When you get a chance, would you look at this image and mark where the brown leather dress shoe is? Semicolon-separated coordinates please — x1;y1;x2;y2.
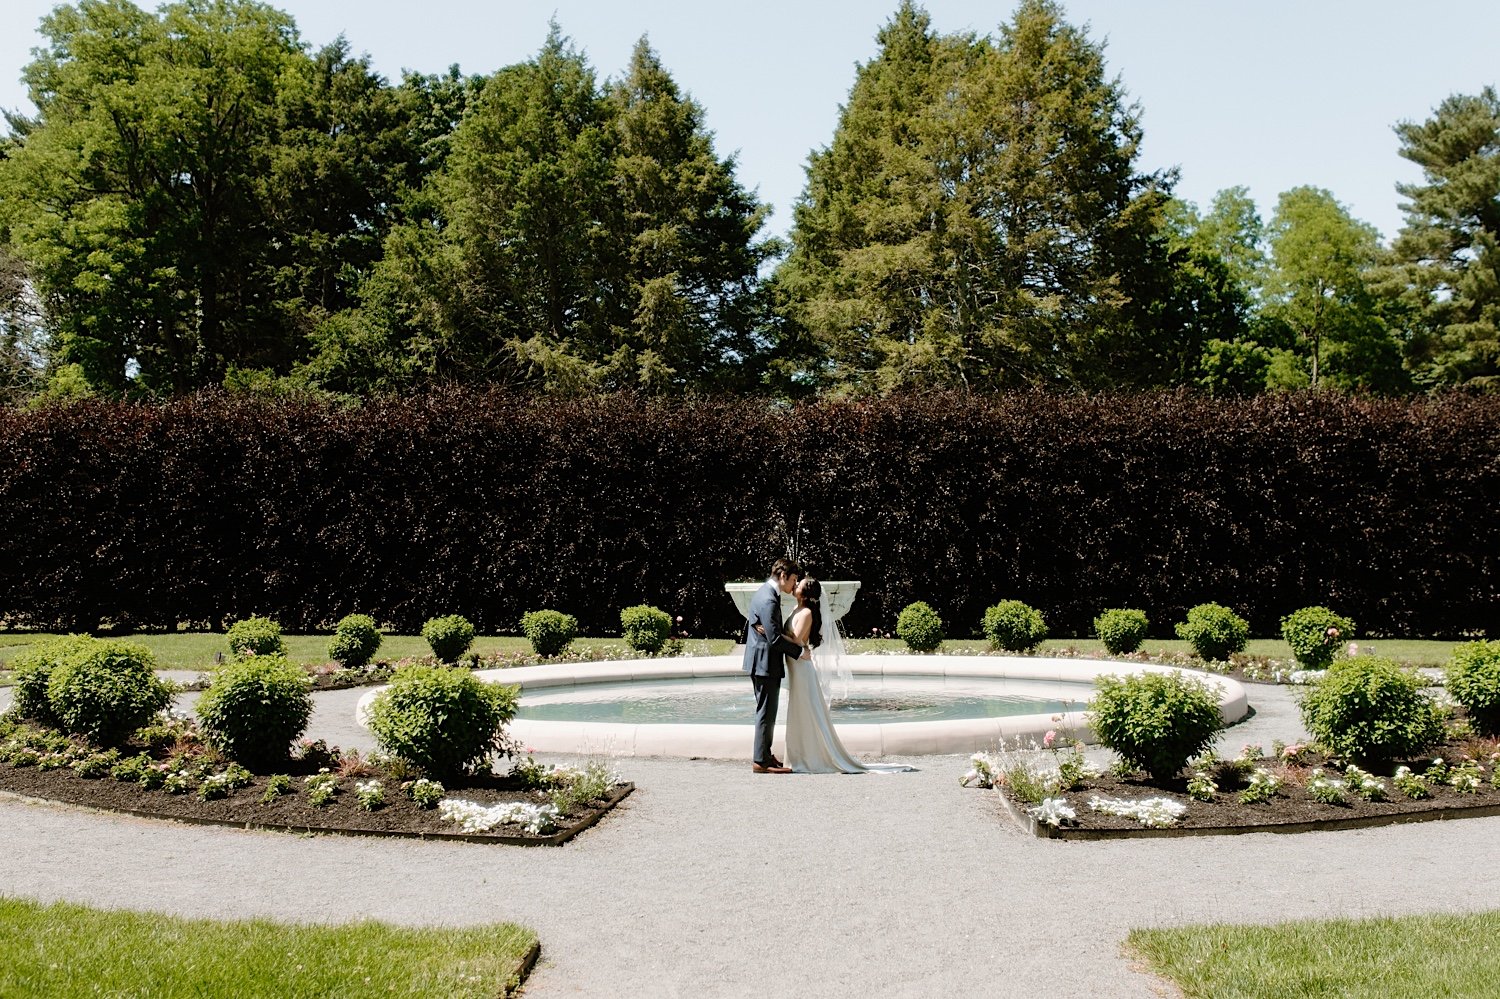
752;763;793;774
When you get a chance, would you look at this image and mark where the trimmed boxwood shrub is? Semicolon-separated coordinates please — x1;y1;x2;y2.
1299;656;1445;761
982;600;1048;653
620;605;671;654
897;601;944;652
10;634;95;724
195;655;313;765
1174;603;1249;661
522;610;579;658
226;615;285;660
422;615;475;663
46;640;172;745
1094;608;1149;655
1445;640;1500;735
366;664;518;777
328;613;381;668
1089;671;1224;780
1280;606;1355;670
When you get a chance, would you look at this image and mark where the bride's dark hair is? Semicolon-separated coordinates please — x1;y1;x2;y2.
801;577;824;648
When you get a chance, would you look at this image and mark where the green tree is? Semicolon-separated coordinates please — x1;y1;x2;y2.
778;0;1173;392
1382;87;1500;388
0;246;44;405
1263;186;1406;392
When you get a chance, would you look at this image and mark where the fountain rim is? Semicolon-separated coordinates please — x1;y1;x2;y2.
355;654;1250;760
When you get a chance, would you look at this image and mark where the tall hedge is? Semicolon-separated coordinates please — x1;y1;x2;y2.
0;391;1495;639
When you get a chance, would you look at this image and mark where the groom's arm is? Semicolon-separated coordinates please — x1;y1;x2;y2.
759;595;804;660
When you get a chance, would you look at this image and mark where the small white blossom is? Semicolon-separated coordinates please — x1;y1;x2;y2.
1027;797;1078;828
1087;794;1188;828
439;799;561;835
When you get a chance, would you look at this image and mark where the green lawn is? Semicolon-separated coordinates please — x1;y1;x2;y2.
1128;910;1500;999
0;631;1462;670
0;896;536;999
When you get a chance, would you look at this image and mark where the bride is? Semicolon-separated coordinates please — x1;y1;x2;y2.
782;577;916;775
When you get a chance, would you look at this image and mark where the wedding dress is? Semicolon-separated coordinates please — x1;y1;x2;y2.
784;619;916;775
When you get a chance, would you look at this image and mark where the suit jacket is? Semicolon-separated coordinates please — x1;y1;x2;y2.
741;579;803;677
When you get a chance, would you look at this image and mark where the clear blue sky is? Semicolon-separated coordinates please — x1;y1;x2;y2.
2;1;1496;243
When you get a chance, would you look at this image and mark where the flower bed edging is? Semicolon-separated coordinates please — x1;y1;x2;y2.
0;782;634;847
996;789;1500;841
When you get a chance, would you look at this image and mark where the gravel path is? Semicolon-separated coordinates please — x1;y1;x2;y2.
3;684;1499;998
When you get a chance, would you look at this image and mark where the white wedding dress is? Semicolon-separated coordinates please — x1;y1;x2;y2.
784;626;916;775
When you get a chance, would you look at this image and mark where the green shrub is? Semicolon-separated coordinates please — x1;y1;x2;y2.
327;614;381;669
225;616;286;659
421;615;475;663
1445;641;1500;735
404;777;445;809
1088;671;1225;781
620;605;671;654
1174;602;1249;660
897;601;944;653
1094;608;1149;655
367;664;518;777
195;655;313;765
261;773;293;803
47;641;171;745
1299;656;1445;761
521;610;579;658
10;635;95;724
982;600;1048;653
1280;605;1355;670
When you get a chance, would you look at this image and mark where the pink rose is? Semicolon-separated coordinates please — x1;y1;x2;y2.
1043;730;1056;748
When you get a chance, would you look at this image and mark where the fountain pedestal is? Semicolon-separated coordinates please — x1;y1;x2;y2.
725;580;861;624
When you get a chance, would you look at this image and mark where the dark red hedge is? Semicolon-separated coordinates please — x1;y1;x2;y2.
0;391;1495;640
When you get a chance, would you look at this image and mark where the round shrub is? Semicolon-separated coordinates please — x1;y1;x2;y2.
1174;602;1249;661
46;640;172;745
328;614;382;669
195;655;313;765
522;610;579;658
1280;605;1355;670
226;615;286;659
10;634;95;724
620;605;671;654
982;600;1048;653
897;601;944;653
367;664;518;777
1299;656;1445;762
422;614;475;663
1444;640;1500;735
1094;608;1149;656
1089;671;1225;780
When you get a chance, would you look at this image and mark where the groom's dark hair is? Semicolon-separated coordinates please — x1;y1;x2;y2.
770;557;801;580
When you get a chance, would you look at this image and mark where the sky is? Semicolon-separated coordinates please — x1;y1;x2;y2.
1;1;1497;244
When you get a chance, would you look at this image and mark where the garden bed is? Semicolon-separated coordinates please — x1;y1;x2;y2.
0;751;632;846
991;742;1500;840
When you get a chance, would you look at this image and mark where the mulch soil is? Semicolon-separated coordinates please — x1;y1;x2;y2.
0;757;630;845
1001;742;1500;836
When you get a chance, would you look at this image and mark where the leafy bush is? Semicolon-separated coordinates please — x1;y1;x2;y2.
225;616;286;659
620;605;671;654
195;655;313;765
421;615;475;663
1299;656;1445;761
1174;602;1249;661
1094;608;1149;655
897;601;944;653
982;600;1048;652
1280;605;1355;670
367;664;519;777
1088;671;1225;780
46;640;172;745
9;635;94;724
327;614;381;669
404;777;445;808
1445;640;1500;735
261;773;293;803
521;610;579;658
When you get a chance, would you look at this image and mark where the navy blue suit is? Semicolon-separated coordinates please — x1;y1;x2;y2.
742;579;804;765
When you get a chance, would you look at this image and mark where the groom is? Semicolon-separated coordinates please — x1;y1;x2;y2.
742;557;807;774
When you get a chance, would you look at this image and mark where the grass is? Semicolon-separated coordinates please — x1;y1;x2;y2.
0;631;1463;672
1128;910;1500;998
0;895;536;999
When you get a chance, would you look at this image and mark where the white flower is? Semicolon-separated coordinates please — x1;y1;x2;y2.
1027;797;1077;828
438;799;561;835
1087;794;1188;828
